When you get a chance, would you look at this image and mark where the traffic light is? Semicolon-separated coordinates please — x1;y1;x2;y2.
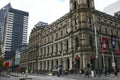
90;55;95;70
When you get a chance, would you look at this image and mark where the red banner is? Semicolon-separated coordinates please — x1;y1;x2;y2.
102;37;108;53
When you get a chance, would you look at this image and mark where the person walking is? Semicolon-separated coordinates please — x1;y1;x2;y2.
25;69;28;78
85;69;90;78
79;70;81;75
57;68;61;77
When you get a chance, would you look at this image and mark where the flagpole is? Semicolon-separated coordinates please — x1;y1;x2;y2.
111;35;116;74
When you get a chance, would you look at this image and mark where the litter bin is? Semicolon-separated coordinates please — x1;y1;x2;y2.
19;78;32;80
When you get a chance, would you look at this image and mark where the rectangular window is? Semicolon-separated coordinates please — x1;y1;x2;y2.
56;43;58;52
61;31;63;36
116;31;118;36
105;28;107;33
66;40;69;50
61;42;63;51
87;0;90;8
44;47;46;56
48;47;49;54
74;1;77;9
56;33;58;38
111;29;113;35
51;45;53;53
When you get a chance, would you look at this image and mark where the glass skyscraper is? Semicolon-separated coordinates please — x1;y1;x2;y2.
0;3;29;59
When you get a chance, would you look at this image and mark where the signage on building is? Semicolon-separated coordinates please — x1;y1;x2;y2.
111;35;116;48
102;37;108;53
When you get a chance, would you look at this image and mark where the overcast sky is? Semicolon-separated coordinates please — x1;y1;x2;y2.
0;0;118;40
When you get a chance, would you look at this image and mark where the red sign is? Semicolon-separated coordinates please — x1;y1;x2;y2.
102;37;108;53
3;61;10;68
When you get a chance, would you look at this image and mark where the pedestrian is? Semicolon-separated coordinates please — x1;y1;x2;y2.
79;70;81;75
57;68;61;77
65;69;67;75
85;69;90;77
104;70;107;77
25;69;28;78
81;69;85;74
22;72;24;75
114;69;119;79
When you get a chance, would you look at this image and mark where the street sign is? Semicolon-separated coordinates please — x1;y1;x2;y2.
112;62;115;67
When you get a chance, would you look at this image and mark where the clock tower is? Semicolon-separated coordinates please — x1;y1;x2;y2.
70;0;95;11
69;0;95;69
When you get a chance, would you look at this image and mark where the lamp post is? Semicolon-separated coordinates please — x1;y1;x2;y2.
53;41;64;75
61;42;65;75
111;35;116;73
93;14;100;77
35;45;38;73
101;36;107;72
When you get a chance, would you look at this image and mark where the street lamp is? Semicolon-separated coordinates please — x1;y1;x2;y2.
93;14;100;77
111;35;116;73
59;41;65;75
53;41;64;75
35;45;38;73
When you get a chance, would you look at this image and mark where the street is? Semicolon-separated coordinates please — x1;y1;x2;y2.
0;73;120;80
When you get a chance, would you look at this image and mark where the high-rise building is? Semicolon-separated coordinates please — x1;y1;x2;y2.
104;0;120;15
0;3;29;60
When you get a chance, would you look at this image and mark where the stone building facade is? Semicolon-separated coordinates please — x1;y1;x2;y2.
25;0;120;73
20;50;29;70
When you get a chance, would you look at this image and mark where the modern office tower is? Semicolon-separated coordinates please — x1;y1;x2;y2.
104;0;120;15
0;3;29;60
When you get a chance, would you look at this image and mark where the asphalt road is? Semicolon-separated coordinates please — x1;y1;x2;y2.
0;73;119;80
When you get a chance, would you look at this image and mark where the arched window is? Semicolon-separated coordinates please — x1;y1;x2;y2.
66;40;69;50
89;35;94;50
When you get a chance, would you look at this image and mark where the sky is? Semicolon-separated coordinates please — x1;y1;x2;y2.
0;0;118;41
